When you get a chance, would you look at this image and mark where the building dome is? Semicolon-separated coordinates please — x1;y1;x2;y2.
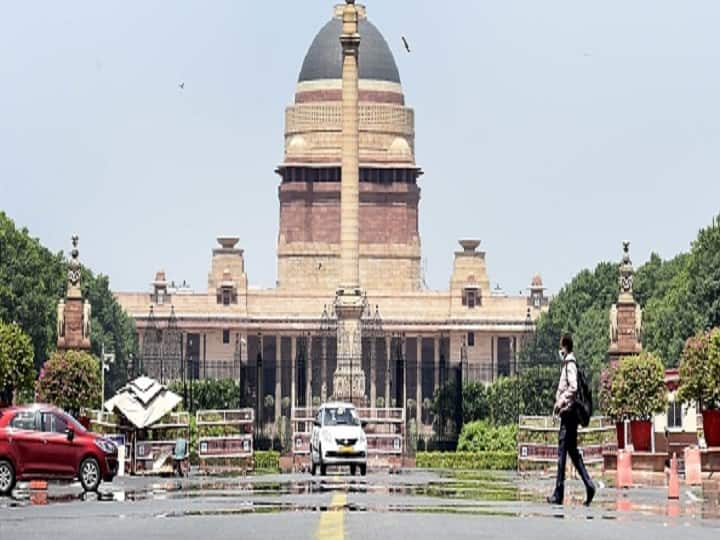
298;10;400;84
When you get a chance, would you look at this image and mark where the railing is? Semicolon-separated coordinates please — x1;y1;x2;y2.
196;409;254;470
517;415;617;471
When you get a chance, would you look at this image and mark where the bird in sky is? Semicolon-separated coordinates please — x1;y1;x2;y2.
178;82;185;90
402;36;411;53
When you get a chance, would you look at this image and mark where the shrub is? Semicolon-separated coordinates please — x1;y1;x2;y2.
457;421;517;453
416;451;517;471
678;328;720;410
612;351;667;421
168;379;241;412
36;350;101;416
254;450;280;472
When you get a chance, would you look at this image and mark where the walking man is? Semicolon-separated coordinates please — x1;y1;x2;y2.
547;334;596;506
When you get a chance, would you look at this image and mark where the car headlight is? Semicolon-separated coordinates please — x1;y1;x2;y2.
95;438;117;454
321;429;333;445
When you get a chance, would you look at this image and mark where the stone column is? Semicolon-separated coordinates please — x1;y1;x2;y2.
306;335;313;408
332;0;365;404
385;338;391;407
291;336;297;410
416;337;422;423
433;336;440;390
275;338;282;424
321;337;328;402
370;338;377;408
339;1;360;290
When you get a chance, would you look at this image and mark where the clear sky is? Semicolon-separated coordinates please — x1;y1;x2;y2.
1;1;719;295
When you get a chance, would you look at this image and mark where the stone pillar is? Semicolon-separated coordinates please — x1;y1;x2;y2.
339;0;360;290
433;337;440;390
608;242;643;363
275;338;282;423
416;337;422;423
321;337;328;402
385;338;391;407
306;335;313;408
370;337;377;408
332;0;365;404
57;236;91;352
291;336;297;409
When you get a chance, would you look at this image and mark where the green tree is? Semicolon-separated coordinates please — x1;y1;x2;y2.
0;322;35;404
36;350;101;416
0;212;137;389
0;212;65;369
688;216;720;330
462;381;489;423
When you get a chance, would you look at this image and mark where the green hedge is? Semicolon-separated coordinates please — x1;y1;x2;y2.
254;450;280;472
416;451;517;471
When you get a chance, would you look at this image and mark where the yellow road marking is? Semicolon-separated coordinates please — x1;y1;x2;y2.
315;492;347;540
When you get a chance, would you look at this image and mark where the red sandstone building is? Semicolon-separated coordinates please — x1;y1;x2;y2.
115;4;547;432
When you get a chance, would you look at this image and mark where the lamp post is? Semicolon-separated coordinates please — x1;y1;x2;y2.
100;342;115;408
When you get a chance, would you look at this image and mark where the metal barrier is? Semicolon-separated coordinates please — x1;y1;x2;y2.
291;406;405;472
196;409;254;473
517;415;617;472
133;412;191;475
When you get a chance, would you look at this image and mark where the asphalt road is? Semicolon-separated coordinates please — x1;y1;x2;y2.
1;471;719;540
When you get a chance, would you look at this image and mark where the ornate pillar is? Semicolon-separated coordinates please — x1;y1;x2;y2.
57;235;91;352
608;241;643;363
332;0;365;404
385;337;391;407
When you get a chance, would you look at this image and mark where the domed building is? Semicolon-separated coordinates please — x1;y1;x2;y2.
277;4;421;292
116;3;547;433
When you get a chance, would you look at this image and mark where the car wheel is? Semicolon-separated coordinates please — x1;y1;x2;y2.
350;464;357;476
0;459;16;497
311;462;317;476
320;464;327;476
360;464;367;476
79;457;101;492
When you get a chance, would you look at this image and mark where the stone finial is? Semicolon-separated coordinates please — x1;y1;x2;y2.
618;241;635;302
67;234;82;298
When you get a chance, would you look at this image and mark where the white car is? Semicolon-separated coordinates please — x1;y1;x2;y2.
310;402;367;476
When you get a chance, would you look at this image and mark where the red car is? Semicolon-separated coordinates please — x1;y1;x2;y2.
0;404;118;495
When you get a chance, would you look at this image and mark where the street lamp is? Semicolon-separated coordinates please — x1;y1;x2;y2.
100;343;115;408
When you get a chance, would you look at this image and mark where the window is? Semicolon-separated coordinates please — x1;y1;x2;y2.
223;329;230;344
10;410;37;430
667;401;683;429
39;413;68;434
462;288;481;308
467;332;475;347
222;289;231;306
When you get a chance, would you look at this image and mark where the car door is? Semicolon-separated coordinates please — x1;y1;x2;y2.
37;412;77;477
10;410;46;475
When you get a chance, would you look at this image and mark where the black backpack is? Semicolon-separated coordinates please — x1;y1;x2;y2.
568;359;593;427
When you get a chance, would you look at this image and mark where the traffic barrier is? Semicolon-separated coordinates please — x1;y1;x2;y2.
668;453;680;499
29;480;48;505
616;450;632;488
684;446;702;486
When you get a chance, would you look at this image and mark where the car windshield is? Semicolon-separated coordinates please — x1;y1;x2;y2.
323;407;360;427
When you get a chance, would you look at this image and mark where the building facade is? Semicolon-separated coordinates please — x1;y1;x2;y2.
115;4;547;431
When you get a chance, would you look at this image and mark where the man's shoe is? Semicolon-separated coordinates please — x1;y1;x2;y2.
546;495;563;505
583;485;596;507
